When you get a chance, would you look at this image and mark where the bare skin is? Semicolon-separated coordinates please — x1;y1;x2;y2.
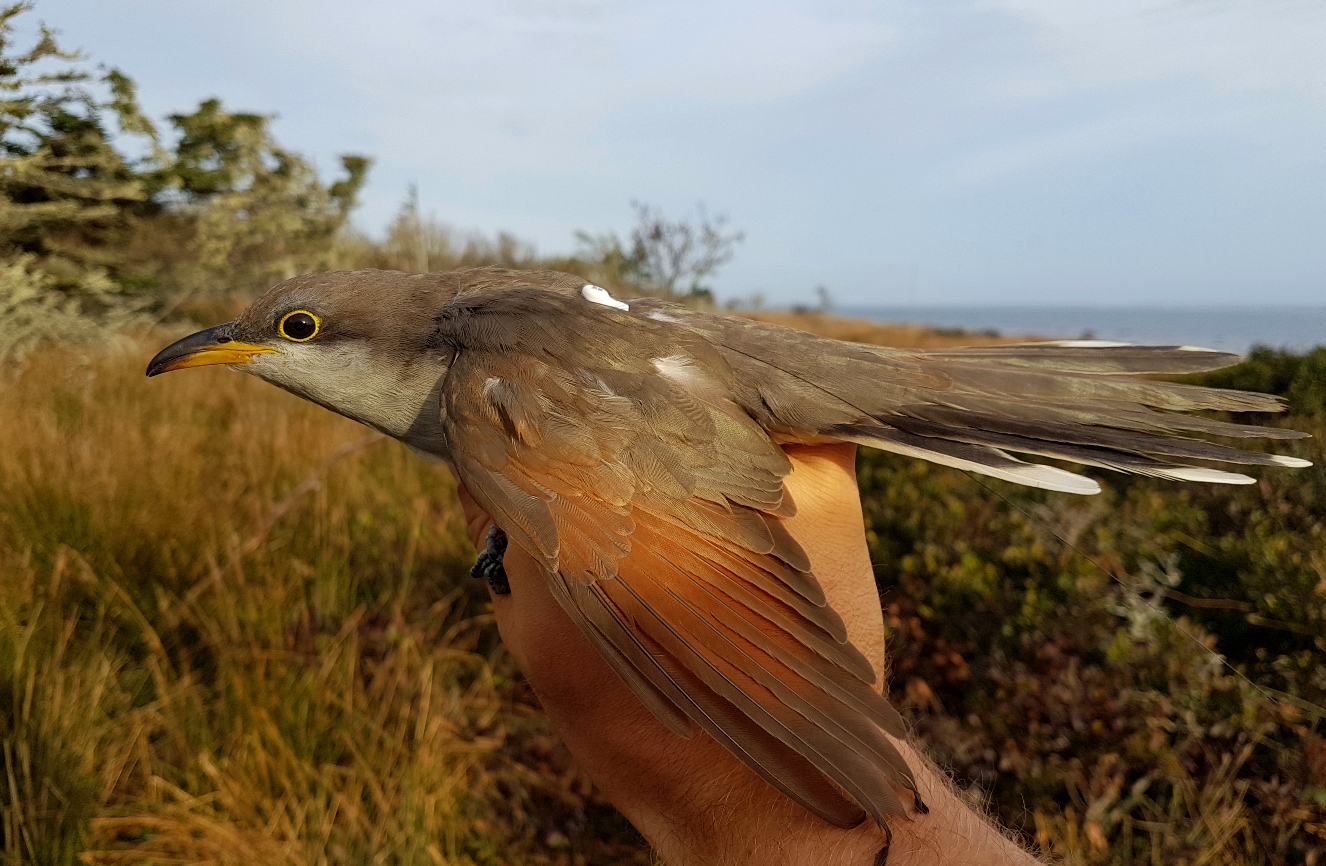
460;443;1039;866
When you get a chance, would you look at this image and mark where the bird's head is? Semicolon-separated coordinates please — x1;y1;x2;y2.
147;269;462;442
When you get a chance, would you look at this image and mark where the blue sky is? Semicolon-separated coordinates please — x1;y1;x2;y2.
31;0;1326;306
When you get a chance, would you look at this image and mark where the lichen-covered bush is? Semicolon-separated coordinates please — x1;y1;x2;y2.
0;2;367;359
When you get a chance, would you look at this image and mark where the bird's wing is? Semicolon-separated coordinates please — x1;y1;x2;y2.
436;287;917;827
642;303;1310;495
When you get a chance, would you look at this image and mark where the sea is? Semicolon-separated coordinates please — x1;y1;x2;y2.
840;305;1326;355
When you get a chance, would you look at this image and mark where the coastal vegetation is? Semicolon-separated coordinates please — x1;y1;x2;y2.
2;5;1323;864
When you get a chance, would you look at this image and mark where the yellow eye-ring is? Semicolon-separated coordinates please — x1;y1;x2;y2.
279;310;320;342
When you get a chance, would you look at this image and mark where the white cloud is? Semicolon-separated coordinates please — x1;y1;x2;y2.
609;4;896;104
240;0;896;175
926;0;1326;188
940;110;1185;188
993;0;1326;101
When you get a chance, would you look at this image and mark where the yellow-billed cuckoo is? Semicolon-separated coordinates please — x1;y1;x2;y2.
147;267;1310;830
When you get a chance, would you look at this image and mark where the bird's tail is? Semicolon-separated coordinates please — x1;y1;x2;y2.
672;306;1313;494
830;342;1311;494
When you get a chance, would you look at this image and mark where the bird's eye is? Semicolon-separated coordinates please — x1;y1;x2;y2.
279;310;320;342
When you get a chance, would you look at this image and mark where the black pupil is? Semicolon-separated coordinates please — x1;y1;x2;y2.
283;313;316;339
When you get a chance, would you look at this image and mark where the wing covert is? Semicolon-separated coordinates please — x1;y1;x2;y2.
437;288;922;825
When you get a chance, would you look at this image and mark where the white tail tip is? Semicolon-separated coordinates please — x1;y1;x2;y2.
1163;467;1256;485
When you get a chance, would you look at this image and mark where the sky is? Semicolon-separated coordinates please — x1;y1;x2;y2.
29;0;1326;307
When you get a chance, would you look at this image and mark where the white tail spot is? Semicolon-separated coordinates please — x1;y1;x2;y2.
582;284;629;311
1159;467;1256;485
845;435;1103;495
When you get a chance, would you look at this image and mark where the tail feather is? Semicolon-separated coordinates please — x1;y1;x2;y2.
910;394;1308;441
689;318;1313;494
848;419;1258;487
867;346;1309;490
834;423;1106;494
920;342;1243;375
891;409;1300;468
921;362;1285;414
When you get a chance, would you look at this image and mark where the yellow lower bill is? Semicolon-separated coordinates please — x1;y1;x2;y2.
160;342;278;373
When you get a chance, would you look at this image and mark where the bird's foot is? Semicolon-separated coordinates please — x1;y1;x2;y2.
470;525;510;595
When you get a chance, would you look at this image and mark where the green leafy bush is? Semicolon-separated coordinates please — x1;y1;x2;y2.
1187;346;1326;420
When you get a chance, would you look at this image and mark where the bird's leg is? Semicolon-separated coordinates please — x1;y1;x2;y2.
470;525;511;595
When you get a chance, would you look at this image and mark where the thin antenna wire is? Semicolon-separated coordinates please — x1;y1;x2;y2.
962;470;1324;720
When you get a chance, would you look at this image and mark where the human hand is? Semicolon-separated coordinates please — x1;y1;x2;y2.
459;443;1036;866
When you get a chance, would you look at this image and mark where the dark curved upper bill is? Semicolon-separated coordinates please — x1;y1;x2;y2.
146;322;277;377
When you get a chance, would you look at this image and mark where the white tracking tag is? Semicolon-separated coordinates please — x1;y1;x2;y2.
582;284;629;311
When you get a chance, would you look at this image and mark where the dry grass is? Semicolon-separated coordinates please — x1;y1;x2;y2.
0;333;649;865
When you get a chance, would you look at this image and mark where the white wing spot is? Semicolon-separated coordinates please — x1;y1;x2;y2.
483;376;502;397
652;355;699;386
582;284;629;311
650;355;727;402
647;310;681;324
